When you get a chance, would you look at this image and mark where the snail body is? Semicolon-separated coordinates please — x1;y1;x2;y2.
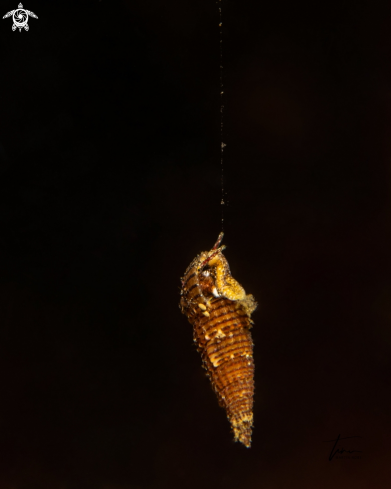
179;233;257;447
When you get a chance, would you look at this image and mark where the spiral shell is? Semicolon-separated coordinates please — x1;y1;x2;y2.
179;233;257;447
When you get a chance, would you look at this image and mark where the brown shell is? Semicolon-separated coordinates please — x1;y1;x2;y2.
179;235;256;447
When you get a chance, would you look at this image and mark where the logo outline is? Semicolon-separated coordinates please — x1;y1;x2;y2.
3;3;38;32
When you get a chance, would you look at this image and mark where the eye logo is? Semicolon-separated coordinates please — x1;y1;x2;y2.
3;3;38;32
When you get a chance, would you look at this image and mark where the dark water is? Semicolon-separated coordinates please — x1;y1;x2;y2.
0;0;390;487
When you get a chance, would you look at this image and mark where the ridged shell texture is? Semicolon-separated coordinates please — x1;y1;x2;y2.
179;233;257;447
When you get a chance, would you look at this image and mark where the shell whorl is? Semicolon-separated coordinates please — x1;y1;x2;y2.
179;234;257;447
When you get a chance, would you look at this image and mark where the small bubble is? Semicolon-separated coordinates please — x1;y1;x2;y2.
221;200;225;205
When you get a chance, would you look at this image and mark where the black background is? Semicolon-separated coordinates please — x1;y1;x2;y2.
0;0;390;487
